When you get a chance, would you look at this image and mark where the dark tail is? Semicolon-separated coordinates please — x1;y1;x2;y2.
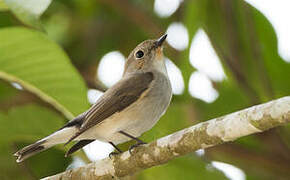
14;140;48;162
14;126;78;162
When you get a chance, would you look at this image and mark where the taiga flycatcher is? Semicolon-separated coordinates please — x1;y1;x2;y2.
14;34;172;162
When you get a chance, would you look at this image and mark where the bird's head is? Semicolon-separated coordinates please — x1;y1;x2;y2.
124;34;167;75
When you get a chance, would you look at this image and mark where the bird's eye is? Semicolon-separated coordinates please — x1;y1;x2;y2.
135;50;144;59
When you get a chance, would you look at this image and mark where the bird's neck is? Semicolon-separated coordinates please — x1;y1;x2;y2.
152;58;168;76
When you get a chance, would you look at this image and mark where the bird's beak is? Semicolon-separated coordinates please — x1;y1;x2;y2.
154;34;167;61
155;34;167;48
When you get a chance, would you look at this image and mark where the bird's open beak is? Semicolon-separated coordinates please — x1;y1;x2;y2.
155;34;167;47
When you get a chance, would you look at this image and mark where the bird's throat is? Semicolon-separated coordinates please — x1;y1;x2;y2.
155;47;164;61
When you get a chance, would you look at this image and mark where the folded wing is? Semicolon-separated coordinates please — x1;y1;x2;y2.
65;72;154;144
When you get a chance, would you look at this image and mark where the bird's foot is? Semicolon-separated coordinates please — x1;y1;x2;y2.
109;151;121;159
108;141;123;159
129;141;146;154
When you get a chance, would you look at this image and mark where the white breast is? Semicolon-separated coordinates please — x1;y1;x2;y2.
79;71;172;144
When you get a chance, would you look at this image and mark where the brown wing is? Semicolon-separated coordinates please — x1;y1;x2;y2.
65;72;154;144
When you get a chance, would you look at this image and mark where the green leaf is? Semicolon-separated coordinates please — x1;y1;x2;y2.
0;145;31;180
0;11;19;28
0;80;17;103
248;3;290;98
192;0;290;102
0;143;71;180
0;0;8;11
4;0;52;29
0;27;90;119
0;104;71;179
0;104;64;143
21;142;72;179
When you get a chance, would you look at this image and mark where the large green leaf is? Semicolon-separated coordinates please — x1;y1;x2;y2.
249;3;290;98
0;0;8;11
0;104;64;143
3;0;52;29
0;27;90;119
198;0;290;101
0;80;17;103
0;144;71;180
0;104;71;180
0;145;31;180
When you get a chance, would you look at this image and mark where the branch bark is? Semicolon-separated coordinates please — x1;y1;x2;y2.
43;96;290;180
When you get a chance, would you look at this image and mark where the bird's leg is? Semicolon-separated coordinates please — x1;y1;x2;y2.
119;131;146;143
119;131;146;153
109;142;122;158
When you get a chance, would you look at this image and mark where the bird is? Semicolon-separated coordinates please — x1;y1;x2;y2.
14;34;172;163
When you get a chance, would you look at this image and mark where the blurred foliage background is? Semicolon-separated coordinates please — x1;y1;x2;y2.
0;0;290;179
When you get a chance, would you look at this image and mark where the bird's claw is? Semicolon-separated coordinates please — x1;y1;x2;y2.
129;141;146;154
109;151;120;159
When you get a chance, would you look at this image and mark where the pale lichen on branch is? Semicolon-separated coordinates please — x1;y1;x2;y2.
43;96;290;180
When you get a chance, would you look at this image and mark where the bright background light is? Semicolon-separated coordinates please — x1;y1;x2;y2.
83;140;114;161
97;51;125;87
87;89;103;104
11;82;23;90
166;22;189;51
245;0;290;62
195;149;205;156
154;0;181;18
189;29;226;81
189;72;219;103
165;58;184;95
212;161;246;180
66;157;86;170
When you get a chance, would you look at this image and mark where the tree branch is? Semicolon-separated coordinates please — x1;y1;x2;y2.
42;96;290;180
